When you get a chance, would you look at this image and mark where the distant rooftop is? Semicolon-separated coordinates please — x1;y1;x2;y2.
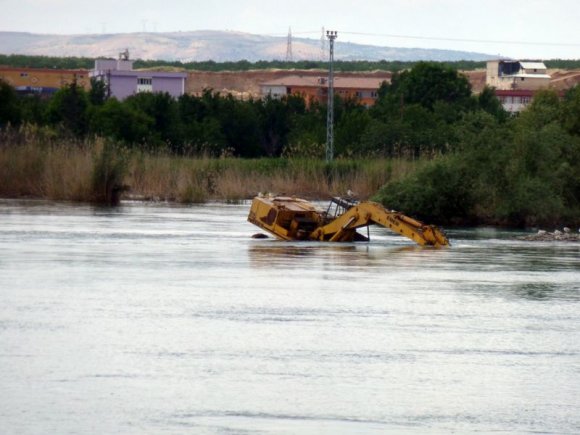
261;75;388;90
519;62;547;70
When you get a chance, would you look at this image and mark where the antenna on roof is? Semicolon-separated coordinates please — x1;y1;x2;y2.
286;27;293;62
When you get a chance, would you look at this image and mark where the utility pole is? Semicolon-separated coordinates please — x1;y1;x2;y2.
325;30;337;162
286;27;293;62
320;26;326;61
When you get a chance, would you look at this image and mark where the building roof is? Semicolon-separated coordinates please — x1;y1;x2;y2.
261;75;388;90
0;66;89;74
91;69;187;79
520;62;547;70
508;72;551;79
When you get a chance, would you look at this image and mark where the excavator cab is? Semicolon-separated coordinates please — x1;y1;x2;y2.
247;196;324;240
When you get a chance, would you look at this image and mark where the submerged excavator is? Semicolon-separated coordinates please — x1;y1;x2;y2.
248;195;449;247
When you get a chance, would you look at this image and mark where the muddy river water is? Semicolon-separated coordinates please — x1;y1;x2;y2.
1;199;579;434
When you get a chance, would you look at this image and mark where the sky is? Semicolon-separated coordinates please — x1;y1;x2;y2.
1;0;579;59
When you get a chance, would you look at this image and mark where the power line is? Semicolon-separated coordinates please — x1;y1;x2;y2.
265;29;580;48
338;31;580;48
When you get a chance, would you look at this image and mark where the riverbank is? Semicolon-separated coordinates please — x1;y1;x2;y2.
519;229;580;242
0;136;418;204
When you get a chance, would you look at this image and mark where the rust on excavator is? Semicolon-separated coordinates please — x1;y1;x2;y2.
248;195;449;247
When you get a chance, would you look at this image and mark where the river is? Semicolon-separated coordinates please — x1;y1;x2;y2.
0;199;579;434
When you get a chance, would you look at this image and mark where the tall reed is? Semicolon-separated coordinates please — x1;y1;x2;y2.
0;127;423;204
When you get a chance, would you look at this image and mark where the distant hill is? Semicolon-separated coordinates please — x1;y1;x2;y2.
0;30;495;62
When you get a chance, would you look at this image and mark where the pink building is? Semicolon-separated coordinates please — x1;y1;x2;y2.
90;51;187;100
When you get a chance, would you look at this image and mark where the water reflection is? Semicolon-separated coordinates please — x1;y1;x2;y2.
246;240;445;272
513;282;556;300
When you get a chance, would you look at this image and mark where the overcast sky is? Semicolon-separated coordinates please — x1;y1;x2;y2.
1;0;579;59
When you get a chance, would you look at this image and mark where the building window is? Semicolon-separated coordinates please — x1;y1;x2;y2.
20;72;28;77
371;91;378;98
137;77;153;93
522;97;531;104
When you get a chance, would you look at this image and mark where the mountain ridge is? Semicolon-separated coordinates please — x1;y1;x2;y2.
0;30;495;62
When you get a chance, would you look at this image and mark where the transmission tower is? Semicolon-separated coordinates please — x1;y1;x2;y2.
325;30;337;162
320;27;326;61
286;27;293;62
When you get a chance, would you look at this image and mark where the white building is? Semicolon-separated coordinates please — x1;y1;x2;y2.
486;60;550;91
486;60;551;113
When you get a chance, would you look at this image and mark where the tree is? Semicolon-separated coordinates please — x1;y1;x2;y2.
90;98;153;145
0;79;21;127
47;81;89;136
125;92;182;149
374;156;474;224
257;95;291;157
216;95;262;157
560;86;580;136
380;62;472;111
89;77;108;106
334;108;371;157
476;86;507;122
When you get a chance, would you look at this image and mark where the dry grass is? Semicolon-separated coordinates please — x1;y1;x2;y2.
0;137;94;200
0;128;423;204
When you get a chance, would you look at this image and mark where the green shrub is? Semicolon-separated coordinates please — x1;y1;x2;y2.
373;156;474;224
91;140;129;205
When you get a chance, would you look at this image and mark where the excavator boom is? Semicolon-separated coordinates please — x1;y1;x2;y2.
309;201;449;246
248;196;449;247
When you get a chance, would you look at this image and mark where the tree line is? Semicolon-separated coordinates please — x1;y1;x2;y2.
0;54;485;71
1;62;506;159
3;54;580;72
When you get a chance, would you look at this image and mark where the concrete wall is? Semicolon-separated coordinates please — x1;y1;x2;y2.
107;74;185;100
486;61;501;88
94;59;134;71
507;76;550;90
109;75;138;100
153;76;185;96
0;67;90;91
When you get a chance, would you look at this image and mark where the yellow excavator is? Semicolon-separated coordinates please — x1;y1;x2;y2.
248;195;449;247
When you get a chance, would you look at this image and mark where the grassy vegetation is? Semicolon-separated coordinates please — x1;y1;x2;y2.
0;126;419;204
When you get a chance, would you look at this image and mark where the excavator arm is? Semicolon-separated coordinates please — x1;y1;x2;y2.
310;201;449;247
